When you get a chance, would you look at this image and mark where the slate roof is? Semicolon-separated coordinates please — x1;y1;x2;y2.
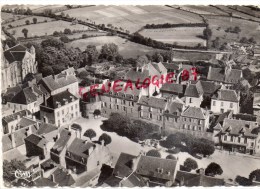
18;117;37;128
175;170;225;187
184;82;203;98
199;80;221;95
51;129;71;154
221;118;259;138
40;74;77;92
162;62;180;71
135;155;177;181
207;67;225;82
45;90;77;109
165;98;185;116
37;123;57;135
212;89;239;102
25;134;47;148
10;87;38;104
113;152;137;179
3;44;28;63
181;106;208;119
225;69;242;84
67;138;95;158
160;83;185;94
138;96;168;109
120;172;146;187
151;62;167;74
33;178;57;187
103;176;121;187
2;110;31;123
49;168;75;186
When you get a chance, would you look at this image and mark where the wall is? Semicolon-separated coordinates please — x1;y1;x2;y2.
211;100;239;114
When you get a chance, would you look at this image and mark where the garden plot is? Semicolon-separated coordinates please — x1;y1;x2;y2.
140;27;207;47
8;20;92;38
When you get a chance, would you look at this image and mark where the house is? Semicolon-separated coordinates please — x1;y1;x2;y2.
180;106;211;139
162;62;181;82
253;92;260;119
7;85;44;114
119;172;147;187
207;66;242;87
24;134;48;160
138;96;168;126
160;83;185;98
48;168;75;186
135;155;178;186
213;118;260;155
1;44;37;93
175;169;225;186
65;137;112;174
211;89;240;114
36;122;58;142
164;97;185;134
38;68;78;96
40;90;80;126
184;81;203;107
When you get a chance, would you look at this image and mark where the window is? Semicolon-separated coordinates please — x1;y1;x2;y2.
244;137;247;144
193;126;196;131
149;107;153;112
104;102;107;107
123;107;126;112
75;104;78;109
116;105;119;110
160;109;163;113
183;124;186;129
123;100;126;105
97;161;100;166
238;137;241;143
213;101;216;106
34;103;36;107
221;102;224;107
57;112;60;117
149;113;152;119
198;127;201;131
199;120;202;125
159;115;162;121
231;136;233;142
187;125;190;130
224;135;227;141
8;103;10;108
109;104;112;109
62;110;64;115
132;102;134;106
230;103;233;108
189;98;192;103
71;106;73;110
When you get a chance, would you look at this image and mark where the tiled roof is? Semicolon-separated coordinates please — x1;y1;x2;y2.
37;123;57;135
184;82;203;98
212;89;239;102
67;138;94;159
181;106;207;119
51;129;71;154
2;110;31;123
161;83;185;94
45;90;78;109
11;87;38;104
25;134;47;148
120;172;146;187
49;168;75;186
138;96;168;109
135;155;177;181
175;170;225;187
207;67;225;82
221;118;259;137
207;67;242;84
3;44;28;63
199;81;221;95
113;152;137;179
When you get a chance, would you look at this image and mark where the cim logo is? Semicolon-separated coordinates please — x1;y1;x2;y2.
14;169;34;179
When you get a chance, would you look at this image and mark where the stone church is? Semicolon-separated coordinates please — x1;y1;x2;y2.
1;44;37;93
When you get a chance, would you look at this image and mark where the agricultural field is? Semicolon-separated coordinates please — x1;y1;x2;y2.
57;5;203;33
67;36;156;58
7;20;93;38
228;6;260;18
66;30;107;39
139;27;207;47
3;16;55;28
205;15;260;45
32;5;69;14
2;5;46;11
1;12;28;23
179;5;228;15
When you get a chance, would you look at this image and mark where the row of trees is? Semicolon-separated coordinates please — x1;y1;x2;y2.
100;113;160;141
144;23;207;29
160;132;215;157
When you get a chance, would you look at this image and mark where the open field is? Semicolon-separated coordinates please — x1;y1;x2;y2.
1;12;28;23
2;5;46;11
57;5;203;33
8;20;93;38
205;15;260;45
3;16;55;28
139;27;206;47
67;36;156;58
229;6;260;18
66;30;108;39
179;5;228;15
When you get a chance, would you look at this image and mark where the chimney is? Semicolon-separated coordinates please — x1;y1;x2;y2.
199;168;205;175
33;116;36;121
101;139;105;146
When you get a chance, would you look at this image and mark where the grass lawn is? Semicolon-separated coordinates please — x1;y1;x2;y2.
8;20;92;38
58;5;203;33
139;27;207;47
67;36;156;59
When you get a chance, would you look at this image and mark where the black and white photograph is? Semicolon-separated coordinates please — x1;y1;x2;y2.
1;2;260;187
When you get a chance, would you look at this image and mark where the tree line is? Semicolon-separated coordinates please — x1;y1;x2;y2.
144;23;208;29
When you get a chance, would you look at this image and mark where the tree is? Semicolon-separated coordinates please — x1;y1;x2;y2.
33;17;37;24
249;169;260;182
25;20;30;25
22;73;35;84
3;160;26;183
40;65;54;77
64;28;72;35
233;26;241;33
146;149;161;158
83;129;96;140
99;133;112;146
22;28;28;38
235;176;252;186
93;109;101;118
166;155;176;160
248;37;256;44
212;37;220;49
203;28;212;40
240;37;248;43
205;162;223;177
136;55;149;67
41;38;65;49
53;31;60;37
100;43;119;61
59;36;70;43
82;34;88;39
85;45;99;64
183;158;198;170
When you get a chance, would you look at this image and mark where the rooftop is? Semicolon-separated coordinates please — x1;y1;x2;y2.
67;138;95;159
138;96;168;109
45;90;77;109
212;89;239;102
181;106;208;119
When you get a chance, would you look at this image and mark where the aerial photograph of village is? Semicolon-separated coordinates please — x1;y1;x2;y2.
1;3;260;187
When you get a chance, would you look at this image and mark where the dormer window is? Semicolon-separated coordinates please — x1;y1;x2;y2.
81;157;84;163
